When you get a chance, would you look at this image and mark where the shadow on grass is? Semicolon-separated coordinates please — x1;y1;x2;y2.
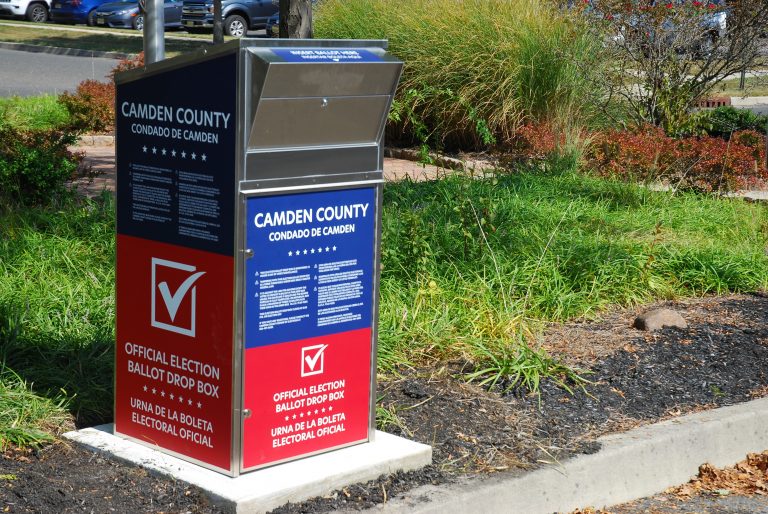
1;31;211;56
0;303;113;427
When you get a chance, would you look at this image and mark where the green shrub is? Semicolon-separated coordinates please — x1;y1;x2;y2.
315;0;605;151
691;106;768;139
0;125;83;205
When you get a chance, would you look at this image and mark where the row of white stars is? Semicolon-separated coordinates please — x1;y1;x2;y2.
143;384;203;408
284;406;333;421
288;246;337;257
142;145;207;161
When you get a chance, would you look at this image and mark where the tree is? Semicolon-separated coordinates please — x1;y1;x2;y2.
213;0;223;44
279;0;312;38
587;0;768;134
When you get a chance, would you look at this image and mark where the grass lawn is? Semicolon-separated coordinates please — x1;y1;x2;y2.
378;170;768;374
1;167;766;445
0;21;213;57
712;75;768;98
0;95;68;130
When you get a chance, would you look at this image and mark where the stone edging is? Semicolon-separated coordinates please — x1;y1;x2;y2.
384;147;496;173
77;134;115;146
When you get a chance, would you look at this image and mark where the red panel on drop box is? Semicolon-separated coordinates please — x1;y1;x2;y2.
242;328;372;468
115;234;234;472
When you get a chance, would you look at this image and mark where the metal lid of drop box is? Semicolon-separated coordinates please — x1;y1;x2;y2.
241;40;403;186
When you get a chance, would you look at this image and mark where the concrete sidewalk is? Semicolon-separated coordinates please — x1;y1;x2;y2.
69;142;461;197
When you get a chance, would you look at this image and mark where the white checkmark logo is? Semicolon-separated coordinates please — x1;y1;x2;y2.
151;258;206;337
158;272;205;321
301;344;329;377
304;345;328;371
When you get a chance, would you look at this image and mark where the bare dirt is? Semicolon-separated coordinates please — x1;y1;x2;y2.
2;293;768;513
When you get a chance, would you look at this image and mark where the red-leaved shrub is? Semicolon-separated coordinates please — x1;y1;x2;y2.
586;126;768;192
510;123;564;161
58;52;145;134
59;80;115;134
110;52;145;80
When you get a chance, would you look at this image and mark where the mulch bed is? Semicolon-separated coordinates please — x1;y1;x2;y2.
2;293;768;513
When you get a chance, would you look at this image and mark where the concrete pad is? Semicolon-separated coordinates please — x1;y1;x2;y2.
63;424;431;513
376;397;768;514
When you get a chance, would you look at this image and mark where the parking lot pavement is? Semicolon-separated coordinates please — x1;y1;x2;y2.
731;96;768;115
0;48;116;97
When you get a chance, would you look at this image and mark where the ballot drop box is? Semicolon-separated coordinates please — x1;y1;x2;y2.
114;39;403;476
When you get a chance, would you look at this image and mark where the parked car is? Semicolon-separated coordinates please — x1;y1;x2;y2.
94;0;181;30
181;0;276;37
0;0;51;22
51;0;113;25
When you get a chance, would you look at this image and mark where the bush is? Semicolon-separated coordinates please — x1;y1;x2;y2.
0;125;83;205
110;51;144;79
58;80;114;134
691;106;768;139
315;0;605;151
587;126;768;192
58;52;145;134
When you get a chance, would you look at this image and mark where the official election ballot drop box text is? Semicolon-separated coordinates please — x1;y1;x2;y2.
114;39;403;476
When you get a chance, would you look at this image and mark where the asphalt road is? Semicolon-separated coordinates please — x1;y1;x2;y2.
0;48;117;97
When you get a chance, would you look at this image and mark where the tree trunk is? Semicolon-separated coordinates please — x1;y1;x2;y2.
279;0;312;39
212;0;223;44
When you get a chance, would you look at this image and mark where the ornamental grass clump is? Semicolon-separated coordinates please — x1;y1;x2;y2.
315;0;605;151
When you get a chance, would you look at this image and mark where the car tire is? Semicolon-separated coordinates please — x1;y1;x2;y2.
133;14;143;30
86;8;97;26
224;14;246;38
25;2;49;22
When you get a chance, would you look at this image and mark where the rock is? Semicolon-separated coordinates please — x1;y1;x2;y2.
633;308;688;331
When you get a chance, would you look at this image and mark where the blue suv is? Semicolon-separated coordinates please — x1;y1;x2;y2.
181;0;276;37
51;0;112;24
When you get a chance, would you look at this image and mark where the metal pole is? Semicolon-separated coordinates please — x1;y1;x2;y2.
143;0;165;64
